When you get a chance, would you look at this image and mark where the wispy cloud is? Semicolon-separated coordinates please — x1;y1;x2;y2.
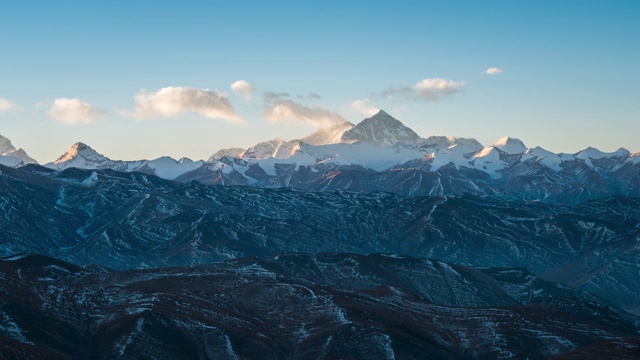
263;92;291;103
264;96;346;127
48;98;104;125
126;86;242;123
485;67;503;75
381;78;465;101
297;93;322;100
348;98;379;116
0;97;16;112
230;80;255;100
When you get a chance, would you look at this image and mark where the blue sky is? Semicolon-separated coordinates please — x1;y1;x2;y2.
0;0;638;162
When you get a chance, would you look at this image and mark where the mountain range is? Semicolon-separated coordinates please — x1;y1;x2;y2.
3;110;639;204
1;163;640;316
2;110;640;358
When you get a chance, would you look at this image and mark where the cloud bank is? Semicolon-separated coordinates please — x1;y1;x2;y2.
382;78;465;101
48;98;103;125
264;94;346;127
485;67;504;75
349;98;379;116
128;87;242;123
230;80;255;100
0;97;16;111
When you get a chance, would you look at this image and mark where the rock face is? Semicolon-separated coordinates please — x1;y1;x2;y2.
0;253;638;359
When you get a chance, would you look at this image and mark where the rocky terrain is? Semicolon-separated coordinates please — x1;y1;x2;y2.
0;253;638;359
1;164;640;318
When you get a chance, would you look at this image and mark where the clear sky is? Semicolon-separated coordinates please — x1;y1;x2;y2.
0;0;638;163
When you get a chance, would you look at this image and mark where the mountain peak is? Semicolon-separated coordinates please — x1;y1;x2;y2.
341;110;420;147
494;136;522;146
0;134;16;154
576;146;630;160
53;142;109;166
372;109;390;117
0;134;38;165
493;136;527;154
71;142;90;150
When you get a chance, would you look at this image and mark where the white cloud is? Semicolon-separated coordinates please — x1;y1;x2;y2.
381;77;465;101
127;86;242;123
264;99;346;127
230;80;255;100
485;67;504;75
412;78;466;100
0;97;16;111
349;98;379;116
48;98;102;125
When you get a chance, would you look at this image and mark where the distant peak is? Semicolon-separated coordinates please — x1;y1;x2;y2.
494;136;524;147
54;142;107;164
0;135;16;153
68;142;98;154
342;110;419;147
368;110;397;123
491;136;527;155
0;135;38;164
576;146;630;160
71;142;90;149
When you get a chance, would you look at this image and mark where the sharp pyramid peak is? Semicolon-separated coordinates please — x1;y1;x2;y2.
71;142;91;149
342;110;420;147
366;109;399;123
372;109;390;117
68;142;100;154
55;142;108;164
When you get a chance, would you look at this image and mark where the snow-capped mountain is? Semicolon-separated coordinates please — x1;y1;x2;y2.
45;142;145;172
177;108;640;203
240;137;300;160
207;147;245;161
206;122;354;162
44;142;204;180
5;110;640;203
341;110;421;146
0;134;37;166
